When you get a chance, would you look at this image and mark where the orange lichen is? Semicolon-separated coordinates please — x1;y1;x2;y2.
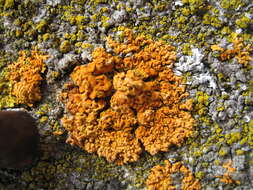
7;51;47;106
60;29;194;164
217;160;240;184
211;37;252;66
211;45;224;52
146;160;201;190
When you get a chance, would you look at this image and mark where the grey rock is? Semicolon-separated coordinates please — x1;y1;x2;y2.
46;0;62;6
56;54;80;72
235;70;247;82
232;155;245;170
226;107;235;118
44;48;61;69
203;151;215;162
93;181;106;190
106;179;122;190
224;100;237;110
86;183;94;190
249;67;253;78
206;187;216;190
210;165;224;176
233;186;253;190
230;172;248;184
110;8;128;25
175;48;204;73
217;111;227;121
221;63;241;76
81;50;93;62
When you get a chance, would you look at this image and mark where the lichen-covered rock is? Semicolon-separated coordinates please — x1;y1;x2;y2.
217;160;240;184
0;0;253;189
60;30;194;165
56;53;81;73
211;37;252;66
146;160;201;190
7;50;47;106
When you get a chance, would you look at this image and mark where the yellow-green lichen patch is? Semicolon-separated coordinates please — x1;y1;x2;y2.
0;51;17;108
36;19;48;33
225;132;241;145
4;0;15;9
218;147;229;157
236;15;252;29
0;68;16;108
240;120;253;149
59;40;71;53
220;0;245;10
19;151;86;189
194;91;210;117
0;78;17;108
202;7;222;28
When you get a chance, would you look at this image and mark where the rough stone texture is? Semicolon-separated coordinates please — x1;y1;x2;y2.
0;0;252;189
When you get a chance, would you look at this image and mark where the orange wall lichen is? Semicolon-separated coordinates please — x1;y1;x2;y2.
146;160;201;190
211;37;252;66
60;29;195;165
217;160;240;185
7;51;47;106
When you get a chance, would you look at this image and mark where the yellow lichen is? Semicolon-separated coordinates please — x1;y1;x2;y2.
211;37;252;66
146;160;201;190
211;45;224;52
7;50;47;106
60;29;194;165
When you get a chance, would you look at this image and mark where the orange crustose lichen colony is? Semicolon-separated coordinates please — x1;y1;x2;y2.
146;160;201;190
217;160;240;184
211;37;252;66
60;30;195;165
7;50;47;106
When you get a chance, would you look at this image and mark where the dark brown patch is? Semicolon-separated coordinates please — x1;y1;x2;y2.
0;111;39;169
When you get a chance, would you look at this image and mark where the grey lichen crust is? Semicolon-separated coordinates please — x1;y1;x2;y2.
0;0;253;190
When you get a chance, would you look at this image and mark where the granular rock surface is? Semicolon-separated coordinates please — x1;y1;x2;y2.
0;0;252;190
